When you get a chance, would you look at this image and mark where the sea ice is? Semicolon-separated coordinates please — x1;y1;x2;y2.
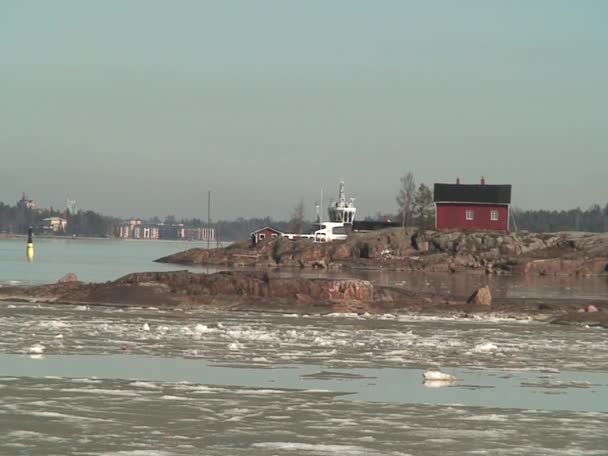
28;343;46;354
194;324;209;334
228;342;243;351
423;379;454;388
472;342;498;353
423;371;457;382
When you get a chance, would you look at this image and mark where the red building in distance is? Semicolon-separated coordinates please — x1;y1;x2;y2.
434;178;512;232
250;226;283;245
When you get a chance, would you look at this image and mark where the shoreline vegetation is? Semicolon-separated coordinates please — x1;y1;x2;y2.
1;228;607;328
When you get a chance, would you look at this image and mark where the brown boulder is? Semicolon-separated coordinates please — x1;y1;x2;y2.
467;286;492;306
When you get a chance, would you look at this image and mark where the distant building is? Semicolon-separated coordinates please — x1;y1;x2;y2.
141;225;160;240
117;219;213;240
41;217;68;234
434;178;512;232
158;224;185;240
66;196;78;215
17;193;36;210
118;219;144;238
183;227;215;241
251;226;282;245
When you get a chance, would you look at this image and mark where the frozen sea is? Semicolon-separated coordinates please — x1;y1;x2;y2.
0;238;607;455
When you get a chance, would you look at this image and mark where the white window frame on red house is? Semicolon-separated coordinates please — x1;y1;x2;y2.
259;233;266;240
465;210;474;220
490;210;499;221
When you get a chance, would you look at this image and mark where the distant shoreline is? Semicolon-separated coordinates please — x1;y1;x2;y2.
0;234;225;243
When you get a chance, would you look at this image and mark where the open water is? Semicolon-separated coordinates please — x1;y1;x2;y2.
0;238;607;455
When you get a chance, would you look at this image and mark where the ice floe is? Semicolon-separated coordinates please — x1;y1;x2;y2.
472;342;498;353
28;343;46;354
423;371;457;382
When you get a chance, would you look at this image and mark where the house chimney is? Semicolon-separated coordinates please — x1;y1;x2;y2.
480;176;486;185
456;177;461;185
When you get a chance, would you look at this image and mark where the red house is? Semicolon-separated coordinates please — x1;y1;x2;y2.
250;226;283;245
434;178;512;232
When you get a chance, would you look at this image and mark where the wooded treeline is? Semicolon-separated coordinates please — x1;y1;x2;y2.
513;205;608;233
2;195;607;241
0;203;120;237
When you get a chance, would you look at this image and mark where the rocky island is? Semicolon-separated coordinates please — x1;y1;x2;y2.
1;229;606;327
156;228;608;276
1;269;606;328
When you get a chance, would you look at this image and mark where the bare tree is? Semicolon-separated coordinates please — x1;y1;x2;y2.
289;199;305;234
412;183;435;229
396;172;416;227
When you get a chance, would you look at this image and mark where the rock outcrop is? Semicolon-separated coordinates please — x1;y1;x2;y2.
156;229;608;277
0;270;428;312
551;309;608;328
58;273;80;283
467;286;492;306
1;270;607;326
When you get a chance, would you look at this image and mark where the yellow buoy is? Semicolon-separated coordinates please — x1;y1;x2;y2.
26;227;34;262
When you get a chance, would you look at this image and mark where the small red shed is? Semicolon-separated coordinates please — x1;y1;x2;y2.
434;178;512;232
250;226;283;245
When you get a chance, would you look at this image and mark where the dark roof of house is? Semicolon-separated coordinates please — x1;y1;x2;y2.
434;183;512;204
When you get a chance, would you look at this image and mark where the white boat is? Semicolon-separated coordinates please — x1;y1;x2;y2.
282;181;356;243
311;221;351;242
327;181;356;224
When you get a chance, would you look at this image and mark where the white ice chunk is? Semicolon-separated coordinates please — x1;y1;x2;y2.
228;342;243;351
423;370;457;382
28;343;46;354
472;342;498;353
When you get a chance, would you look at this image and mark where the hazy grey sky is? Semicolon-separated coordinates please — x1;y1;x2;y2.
1;0;607;220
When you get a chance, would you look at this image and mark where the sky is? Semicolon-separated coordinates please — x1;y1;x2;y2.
1;0;607;220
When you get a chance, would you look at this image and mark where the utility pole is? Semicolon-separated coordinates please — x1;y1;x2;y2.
207;190;211;249
320;188;323;224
